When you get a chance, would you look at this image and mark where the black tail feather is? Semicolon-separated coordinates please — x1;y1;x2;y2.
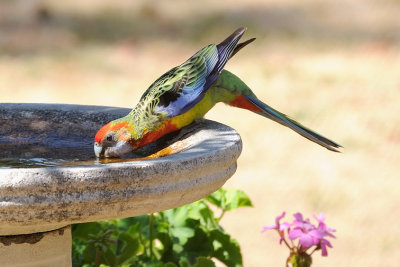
204;27;253;90
214;27;247;74
231;38;256;58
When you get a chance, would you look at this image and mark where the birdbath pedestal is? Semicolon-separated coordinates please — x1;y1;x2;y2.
0;103;242;267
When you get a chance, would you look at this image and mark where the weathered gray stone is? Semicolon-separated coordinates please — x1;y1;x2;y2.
0;104;242;235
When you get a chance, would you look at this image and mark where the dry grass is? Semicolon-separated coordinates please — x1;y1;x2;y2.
1;0;400;266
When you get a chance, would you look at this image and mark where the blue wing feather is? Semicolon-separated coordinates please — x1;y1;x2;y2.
144;28;247;118
153;45;218;117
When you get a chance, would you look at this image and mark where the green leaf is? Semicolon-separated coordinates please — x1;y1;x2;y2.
157;232;176;263
72;239;86;266
224;189;253;210
127;223;142;238
210;230;242;267
119;216;150;236
192;257;216;267
205;189;224;209
206;189;253;212
178;257;191;267
117;232;141;264
173;243;183;254
102;247;116;267
182;228;213;263
82;243;97;264
72;222;103;240
163;206;190;227
157;232;172;251
73;188;247;267
198;206;219;230
171;226;195;244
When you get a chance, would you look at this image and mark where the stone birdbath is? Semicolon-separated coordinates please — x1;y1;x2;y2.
0;103;242;267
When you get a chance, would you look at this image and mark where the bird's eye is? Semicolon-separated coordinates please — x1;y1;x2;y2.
106;135;113;142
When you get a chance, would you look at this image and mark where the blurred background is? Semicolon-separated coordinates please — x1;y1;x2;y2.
1;0;400;266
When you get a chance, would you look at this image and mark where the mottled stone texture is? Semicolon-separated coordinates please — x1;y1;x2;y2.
0;104;242;235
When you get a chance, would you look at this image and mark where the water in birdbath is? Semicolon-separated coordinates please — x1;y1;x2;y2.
0;135;94;168
0;104;203;169
0;127;190;169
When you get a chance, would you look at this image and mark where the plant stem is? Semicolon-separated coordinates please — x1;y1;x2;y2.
95;247;101;267
290;238;295;248
282;238;292;249
149;213;154;260
218;209;226;222
309;246;318;255
286;255;291;267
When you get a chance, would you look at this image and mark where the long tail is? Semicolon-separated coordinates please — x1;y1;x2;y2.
243;95;342;152
213;70;342;152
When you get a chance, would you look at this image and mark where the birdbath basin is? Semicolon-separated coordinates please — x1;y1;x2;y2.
0;103;242;267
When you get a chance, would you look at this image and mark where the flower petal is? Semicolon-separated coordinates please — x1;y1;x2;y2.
289;229;303;240
293;212;304;222
275;212;286;225
262;225;277;232
314;212;325;223
322;239;333;248
309;229;323;239
280;222;291;231
321;242;328;256
320;239;332;256
324;231;336;239
309;229;323;245
299;234;313;248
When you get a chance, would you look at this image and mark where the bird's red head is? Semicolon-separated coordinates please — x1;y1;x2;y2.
94;121;135;158
94;122;112;144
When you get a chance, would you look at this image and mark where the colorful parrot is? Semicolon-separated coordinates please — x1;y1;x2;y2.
94;27;341;158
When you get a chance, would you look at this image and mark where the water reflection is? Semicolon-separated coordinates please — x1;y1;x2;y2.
0;157;72;168
0;138;188;168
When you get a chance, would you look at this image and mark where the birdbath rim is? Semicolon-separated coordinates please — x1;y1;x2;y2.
0;103;242;235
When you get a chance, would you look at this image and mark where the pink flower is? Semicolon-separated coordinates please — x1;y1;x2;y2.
262;212;289;232
288;212;336;256
288;213;320;249
320;238;333;256
263;211;336;258
313;213;336;256
314;213;336;239
262;212;290;244
289;228;320;248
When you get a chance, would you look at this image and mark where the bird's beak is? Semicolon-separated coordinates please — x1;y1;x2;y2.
94;142;103;158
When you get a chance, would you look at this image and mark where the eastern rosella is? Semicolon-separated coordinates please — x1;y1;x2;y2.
94;27;341;158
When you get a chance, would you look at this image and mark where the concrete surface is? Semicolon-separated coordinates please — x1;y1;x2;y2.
0;226;71;267
0;103;242;235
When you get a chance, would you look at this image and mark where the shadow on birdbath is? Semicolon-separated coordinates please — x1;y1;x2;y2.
0;104;204;168
0;103;242;266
